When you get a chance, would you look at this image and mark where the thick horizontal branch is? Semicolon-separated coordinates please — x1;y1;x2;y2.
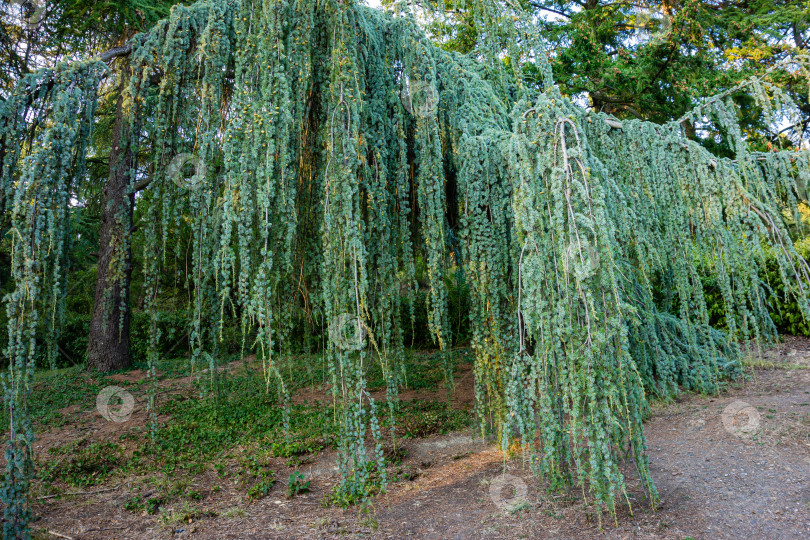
98;45;133;63
133;176;152;192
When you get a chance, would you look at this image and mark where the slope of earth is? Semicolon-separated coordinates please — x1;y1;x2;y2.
28;338;810;539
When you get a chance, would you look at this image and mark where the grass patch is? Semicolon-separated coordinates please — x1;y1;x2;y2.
24;350;474;494
248;475;277;499
0;367;109;429
159;501;216;526
40;441;121;487
395;400;472;438
742;357;809;370
222;506;246;518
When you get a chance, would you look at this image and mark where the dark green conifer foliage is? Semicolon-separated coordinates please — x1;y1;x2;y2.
1;0;809;535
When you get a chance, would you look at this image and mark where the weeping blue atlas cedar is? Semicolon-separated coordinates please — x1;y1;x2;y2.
1;0;809;535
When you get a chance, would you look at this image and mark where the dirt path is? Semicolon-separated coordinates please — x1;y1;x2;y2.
33;339;810;539
640;338;810;540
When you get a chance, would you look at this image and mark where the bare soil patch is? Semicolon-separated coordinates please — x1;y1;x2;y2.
30;339;810;539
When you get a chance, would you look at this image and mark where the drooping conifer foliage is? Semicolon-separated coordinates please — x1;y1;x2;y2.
2;0;809;535
0;60;105;534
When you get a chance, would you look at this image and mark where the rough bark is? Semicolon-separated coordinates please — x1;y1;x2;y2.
87;62;135;372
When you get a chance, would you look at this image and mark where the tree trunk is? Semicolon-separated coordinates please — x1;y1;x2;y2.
87;62;135;372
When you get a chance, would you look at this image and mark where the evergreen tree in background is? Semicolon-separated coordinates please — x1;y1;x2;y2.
418;0;809;147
